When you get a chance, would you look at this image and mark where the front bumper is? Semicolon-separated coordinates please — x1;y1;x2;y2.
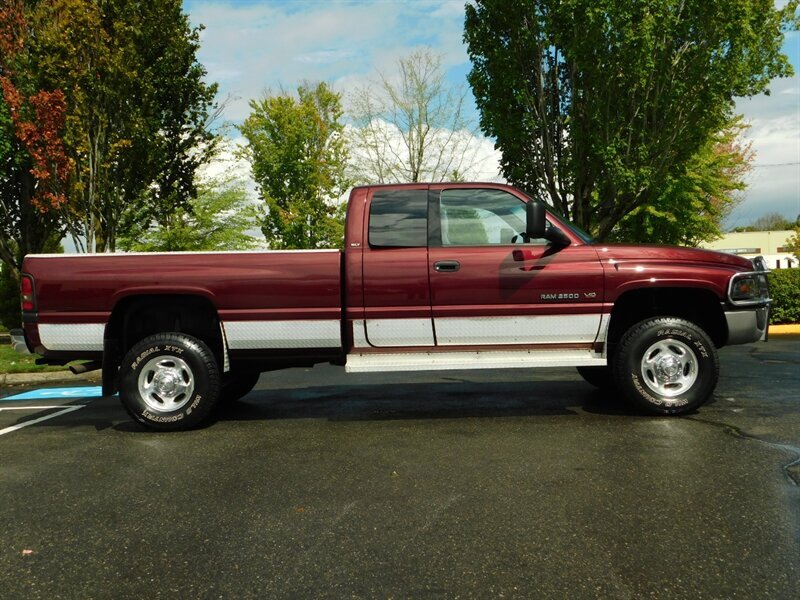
725;306;769;345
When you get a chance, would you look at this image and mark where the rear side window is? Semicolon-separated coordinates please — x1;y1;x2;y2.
368;190;428;247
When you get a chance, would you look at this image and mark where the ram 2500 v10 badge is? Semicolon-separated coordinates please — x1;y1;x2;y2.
13;183;770;430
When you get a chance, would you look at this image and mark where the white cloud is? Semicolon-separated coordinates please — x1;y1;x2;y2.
296;50;357;64
731;72;800;226
186;1;472;123
200;125;502;209
197;136;264;232
344;120;502;183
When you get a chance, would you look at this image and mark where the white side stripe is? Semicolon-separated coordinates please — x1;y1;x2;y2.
352;320;370;348
224;320;341;349
435;314;601;345
39;324;104;351
365;318;435;347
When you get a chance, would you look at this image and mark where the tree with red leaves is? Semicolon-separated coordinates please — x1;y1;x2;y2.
0;0;68;284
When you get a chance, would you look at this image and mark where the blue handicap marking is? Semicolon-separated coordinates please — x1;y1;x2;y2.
1;386;104;401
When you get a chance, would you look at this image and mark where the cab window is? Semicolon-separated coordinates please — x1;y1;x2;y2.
368;190;428;247
439;188;547;246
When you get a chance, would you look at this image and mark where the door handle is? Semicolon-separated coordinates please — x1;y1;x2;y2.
434;260;461;272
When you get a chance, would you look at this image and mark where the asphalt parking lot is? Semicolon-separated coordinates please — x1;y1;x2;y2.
1;340;798;599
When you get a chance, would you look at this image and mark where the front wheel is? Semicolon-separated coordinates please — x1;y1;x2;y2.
119;333;220;430
612;317;719;415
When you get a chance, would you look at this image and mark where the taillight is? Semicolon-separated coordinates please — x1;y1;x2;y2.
20;275;35;311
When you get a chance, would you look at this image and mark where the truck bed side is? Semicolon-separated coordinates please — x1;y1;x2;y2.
22;250;343;358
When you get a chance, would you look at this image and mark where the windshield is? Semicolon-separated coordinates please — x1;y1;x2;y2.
516;188;594;243
558;218;593;244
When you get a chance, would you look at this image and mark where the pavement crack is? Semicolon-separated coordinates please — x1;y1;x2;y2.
688;416;800;487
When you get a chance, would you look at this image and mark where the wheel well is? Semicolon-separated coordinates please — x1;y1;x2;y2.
608;288;726;351
103;295;222;394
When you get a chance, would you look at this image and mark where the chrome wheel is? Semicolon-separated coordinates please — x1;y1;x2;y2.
120;333;220;430
639;339;698;398
137;355;195;413
614;317;719;415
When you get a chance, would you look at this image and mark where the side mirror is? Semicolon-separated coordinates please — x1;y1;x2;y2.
526;200;571;247
526;201;546;238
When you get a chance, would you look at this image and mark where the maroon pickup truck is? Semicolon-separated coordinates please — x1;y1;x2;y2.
14;183;770;430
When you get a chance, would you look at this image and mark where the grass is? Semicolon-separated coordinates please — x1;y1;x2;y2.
0;344;74;374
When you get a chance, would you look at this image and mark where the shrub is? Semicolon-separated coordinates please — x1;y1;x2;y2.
0;266;21;330
769;268;800;324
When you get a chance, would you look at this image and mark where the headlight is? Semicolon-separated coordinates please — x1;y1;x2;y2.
728;262;770;306
730;276;758;302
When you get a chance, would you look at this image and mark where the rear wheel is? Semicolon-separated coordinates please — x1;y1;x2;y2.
119;332;220;430
612;317;718;415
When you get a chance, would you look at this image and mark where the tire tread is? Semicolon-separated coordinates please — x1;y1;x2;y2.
612;317;719;415
119;332;220;430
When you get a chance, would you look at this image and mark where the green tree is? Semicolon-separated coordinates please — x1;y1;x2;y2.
464;0;796;242
0;237;61;330
0;263;19;330
732;212;795;232
348;48;480;184
785;227;800;261
614;117;753;245
240;82;349;249
113;0;220;251
118;176;259;252
32;0;218;252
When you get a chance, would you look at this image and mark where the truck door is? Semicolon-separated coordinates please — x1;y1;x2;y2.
428;186;604;347
361;187;434;347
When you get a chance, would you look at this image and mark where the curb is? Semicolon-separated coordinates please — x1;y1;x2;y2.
0;370;100;386
769;324;800;336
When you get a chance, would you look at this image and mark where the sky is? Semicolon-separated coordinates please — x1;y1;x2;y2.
183;0;800;228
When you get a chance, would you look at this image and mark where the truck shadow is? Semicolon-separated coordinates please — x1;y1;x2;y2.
209;380;629;425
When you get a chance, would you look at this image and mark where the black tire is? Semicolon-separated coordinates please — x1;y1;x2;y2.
119;332;220;430
612;317;719;415
220;369;261;402
576;366;615;390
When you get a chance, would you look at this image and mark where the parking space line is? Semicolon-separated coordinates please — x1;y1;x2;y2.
0;405;84;436
0;406;79;410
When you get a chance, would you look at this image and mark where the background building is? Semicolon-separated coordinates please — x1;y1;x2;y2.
700;231;797;269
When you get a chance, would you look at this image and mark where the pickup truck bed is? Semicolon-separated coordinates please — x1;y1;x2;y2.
23;250;343;355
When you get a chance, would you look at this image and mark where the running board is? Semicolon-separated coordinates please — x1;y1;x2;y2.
345;349;606;373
